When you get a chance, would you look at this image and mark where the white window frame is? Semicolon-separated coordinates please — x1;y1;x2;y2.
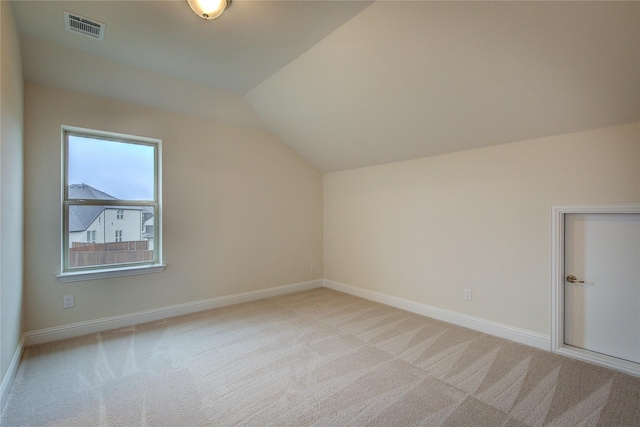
57;126;165;282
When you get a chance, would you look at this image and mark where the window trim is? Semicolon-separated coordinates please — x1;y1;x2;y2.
57;126;164;281
57;264;166;283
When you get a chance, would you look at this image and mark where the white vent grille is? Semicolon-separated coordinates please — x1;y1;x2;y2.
64;11;105;41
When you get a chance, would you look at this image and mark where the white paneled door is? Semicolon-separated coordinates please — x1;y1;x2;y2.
564;213;640;364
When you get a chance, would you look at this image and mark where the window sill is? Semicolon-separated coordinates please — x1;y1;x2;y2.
57;264;166;283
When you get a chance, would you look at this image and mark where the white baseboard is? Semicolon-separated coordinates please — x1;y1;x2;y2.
323;279;550;351
24;279;323;346
1;336;24;412
554;345;640;377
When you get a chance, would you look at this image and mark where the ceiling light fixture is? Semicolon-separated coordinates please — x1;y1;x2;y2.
187;0;229;20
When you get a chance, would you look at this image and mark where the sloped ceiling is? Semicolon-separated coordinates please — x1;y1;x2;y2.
247;1;640;171
13;1;640;172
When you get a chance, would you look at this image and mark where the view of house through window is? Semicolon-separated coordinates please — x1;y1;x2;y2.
63;128;160;272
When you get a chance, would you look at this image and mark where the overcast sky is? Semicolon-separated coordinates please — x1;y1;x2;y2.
68;135;155;200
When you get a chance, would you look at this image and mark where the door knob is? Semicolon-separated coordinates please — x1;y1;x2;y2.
566;275;585;284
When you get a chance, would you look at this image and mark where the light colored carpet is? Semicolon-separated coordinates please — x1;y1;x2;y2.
2;288;639;426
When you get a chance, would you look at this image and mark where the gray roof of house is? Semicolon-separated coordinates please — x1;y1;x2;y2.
68;183;118;201
68;184;116;232
69;205;104;232
68;184;153;232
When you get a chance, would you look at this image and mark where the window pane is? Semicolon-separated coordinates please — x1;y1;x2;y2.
68;135;155;201
62;128;161;277
68;205;155;269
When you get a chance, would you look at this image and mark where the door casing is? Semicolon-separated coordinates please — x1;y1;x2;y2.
551;203;640;377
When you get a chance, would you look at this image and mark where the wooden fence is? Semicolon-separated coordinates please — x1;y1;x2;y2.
70;241;152;267
71;241;148;251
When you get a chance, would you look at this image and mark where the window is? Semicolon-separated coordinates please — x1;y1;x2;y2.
58;126;164;282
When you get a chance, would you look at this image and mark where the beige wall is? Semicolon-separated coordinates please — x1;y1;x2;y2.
23;83;323;333
0;1;24;388
324;122;640;335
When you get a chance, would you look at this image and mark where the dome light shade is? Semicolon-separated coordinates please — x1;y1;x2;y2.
187;0;228;20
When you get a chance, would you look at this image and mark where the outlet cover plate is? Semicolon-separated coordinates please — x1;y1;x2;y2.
63;294;75;308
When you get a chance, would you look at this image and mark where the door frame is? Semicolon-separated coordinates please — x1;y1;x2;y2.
551;203;640;377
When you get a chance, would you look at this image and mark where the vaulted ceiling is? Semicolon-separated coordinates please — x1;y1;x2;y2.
12;0;640;172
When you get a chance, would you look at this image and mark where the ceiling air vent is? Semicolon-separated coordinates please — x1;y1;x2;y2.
64;11;105;41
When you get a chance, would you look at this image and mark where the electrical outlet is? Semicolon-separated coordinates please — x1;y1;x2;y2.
463;288;472;301
63;294;74;309
310;262;316;271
